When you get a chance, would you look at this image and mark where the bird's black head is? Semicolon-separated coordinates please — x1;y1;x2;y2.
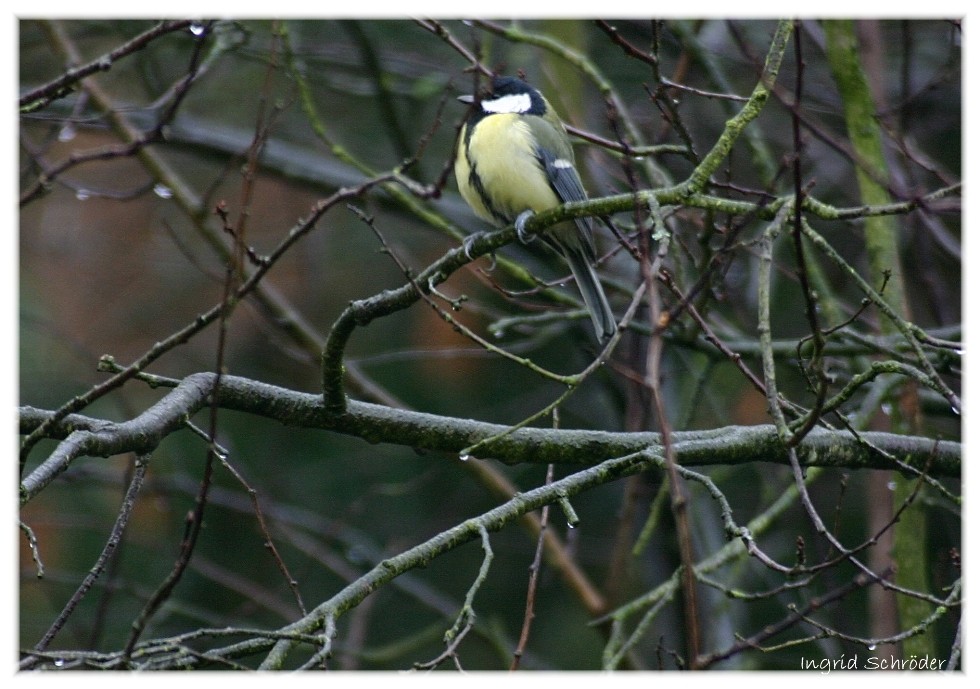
489;76;534;96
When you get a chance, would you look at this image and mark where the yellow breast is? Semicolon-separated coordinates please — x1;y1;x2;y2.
455;114;562;226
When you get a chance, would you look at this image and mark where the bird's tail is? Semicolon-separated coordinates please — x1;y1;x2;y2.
561;244;617;343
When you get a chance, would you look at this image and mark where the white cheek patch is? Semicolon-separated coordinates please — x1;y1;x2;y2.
481;92;532;114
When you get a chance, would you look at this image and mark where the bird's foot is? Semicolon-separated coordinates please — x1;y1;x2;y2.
515;210;536;244
462;233;483;261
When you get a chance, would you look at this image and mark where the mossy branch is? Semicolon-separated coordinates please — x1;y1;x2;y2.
19;372;960;505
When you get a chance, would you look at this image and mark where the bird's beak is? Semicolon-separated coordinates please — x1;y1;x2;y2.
457;94;475;105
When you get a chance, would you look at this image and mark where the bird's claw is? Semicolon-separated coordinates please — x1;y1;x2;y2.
462;233;481;261
515;210;536;244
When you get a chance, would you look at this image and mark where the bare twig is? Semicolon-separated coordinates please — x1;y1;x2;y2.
510;462;555;671
24;455;149;667
19;20;196;111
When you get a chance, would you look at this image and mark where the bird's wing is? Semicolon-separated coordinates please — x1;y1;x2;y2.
536;145;588;204
535;144;598;259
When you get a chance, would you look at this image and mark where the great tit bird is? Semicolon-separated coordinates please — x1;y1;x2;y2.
454;75;617;343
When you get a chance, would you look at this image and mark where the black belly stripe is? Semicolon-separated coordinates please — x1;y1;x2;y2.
467;156;512;226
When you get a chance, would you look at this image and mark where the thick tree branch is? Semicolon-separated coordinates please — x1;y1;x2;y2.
19;371;960;505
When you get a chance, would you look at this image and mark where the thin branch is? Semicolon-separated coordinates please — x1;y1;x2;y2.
24;455;149;666
258;449;658;669
414;525;494;671
19;171;394;469
510;462;554;671
21;20;212;207
19;20;196;111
